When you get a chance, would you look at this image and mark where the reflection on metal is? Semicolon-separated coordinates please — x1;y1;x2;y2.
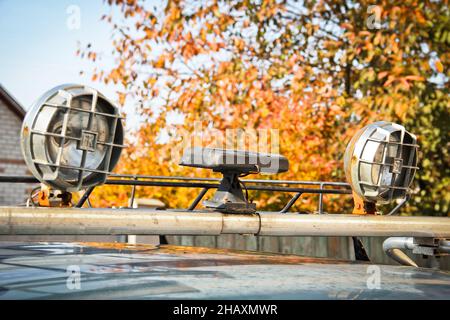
0;241;449;299
1;207;450;237
21;84;124;192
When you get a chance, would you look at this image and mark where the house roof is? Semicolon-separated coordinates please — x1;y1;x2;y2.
0;84;26;119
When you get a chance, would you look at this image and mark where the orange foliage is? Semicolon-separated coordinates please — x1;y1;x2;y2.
79;0;448;214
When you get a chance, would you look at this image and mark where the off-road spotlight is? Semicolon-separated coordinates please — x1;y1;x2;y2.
344;121;418;214
21;84;124;193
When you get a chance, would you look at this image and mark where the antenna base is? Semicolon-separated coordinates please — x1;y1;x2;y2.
204;171;256;214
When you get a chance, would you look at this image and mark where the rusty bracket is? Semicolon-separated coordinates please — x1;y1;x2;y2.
351;192;377;215
37;186;72;207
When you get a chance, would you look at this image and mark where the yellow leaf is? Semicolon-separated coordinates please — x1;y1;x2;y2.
435;60;444;73
377;71;389;80
118;93;126;105
154;56;165;68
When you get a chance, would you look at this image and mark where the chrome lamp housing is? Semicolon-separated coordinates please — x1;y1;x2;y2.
344;121;418;205
21;84;124;192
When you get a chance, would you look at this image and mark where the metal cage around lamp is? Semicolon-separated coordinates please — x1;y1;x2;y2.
344;121;419;211
21;84;125;192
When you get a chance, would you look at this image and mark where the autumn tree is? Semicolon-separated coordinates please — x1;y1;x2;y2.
81;0;449;215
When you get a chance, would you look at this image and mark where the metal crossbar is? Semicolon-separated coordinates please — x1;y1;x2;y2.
0;174;352;213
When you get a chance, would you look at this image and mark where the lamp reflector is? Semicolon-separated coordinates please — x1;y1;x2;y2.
344;121;418;204
21;84;124;191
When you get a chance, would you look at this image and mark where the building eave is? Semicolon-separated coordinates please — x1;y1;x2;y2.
0;84;26;119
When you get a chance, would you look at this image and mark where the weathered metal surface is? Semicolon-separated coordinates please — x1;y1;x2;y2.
257;213;450;237
0;241;449;299
1;207;450;238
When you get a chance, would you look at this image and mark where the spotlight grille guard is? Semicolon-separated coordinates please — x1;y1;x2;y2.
344;121;419;206
21;84;125;191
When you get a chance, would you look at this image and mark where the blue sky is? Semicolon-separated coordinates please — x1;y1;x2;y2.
0;0;119;110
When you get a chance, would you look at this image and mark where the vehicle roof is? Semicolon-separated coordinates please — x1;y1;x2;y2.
0;241;449;299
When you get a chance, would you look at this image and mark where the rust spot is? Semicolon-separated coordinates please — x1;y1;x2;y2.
23;126;29;137
75;241;158;252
